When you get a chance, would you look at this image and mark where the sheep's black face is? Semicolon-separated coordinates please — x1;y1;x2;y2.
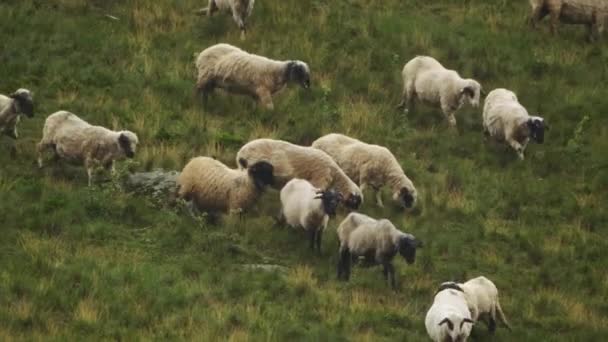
399;236;420;264
399;187;415;208
286;61;310;89
527;118;545;144
118;134;135;158
10;91;34;117
316;189;341;217
249;161;274;189
344;193;362;210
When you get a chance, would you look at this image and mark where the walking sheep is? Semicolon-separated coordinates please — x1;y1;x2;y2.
195;43;310;110
176;156;274;215
0;88;34;140
458;276;512;333
336;212;422;289
198;0;255;40
482;88;546;160
311;133;417;209
37;111;139;186
397;56;482;127
425;282;474;342
237;138;363;209
529;0;607;41
279;178;342;253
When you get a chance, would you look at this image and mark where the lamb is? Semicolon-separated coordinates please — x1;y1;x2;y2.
336;212;422;289
176;156;274;215
198;0;255;40
425;282;474;342
194;43;310;110
311;133;417;209
0;88;34;140
397;56;482;127
278;178;342;253
529;0;608;41
482;88;546;160
37;111;139;186
237;138;363;209
458;276;512;333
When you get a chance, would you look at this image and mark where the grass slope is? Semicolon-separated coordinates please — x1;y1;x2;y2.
1;0;607;340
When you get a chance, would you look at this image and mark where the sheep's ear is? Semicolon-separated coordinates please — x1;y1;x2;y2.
462;318;475;326
461;86;475;98
438;318;454;330
118;133;130;147
314;190;324;199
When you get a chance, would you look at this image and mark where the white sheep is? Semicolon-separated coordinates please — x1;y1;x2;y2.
278;178;342;253
311;133;417;209
237;138;363;209
198;0;255;40
176;156;274;215
37;111;139;186
194;43;310;110
482;88;546;160
0;88;34;140
336;212;421;289
425;283;474;342
397;56;482;127
459;276;512;333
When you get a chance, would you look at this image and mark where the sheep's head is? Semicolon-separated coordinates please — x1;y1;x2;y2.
393;187;416;209
438;315;474;342
460;80;481;108
398;235;421;264
436;281;463;294
527;116;545;144
118;131;139;158
10;88;34;117
285;61;310;89
314;189;342;217
248;161;274;190
343;192;362;210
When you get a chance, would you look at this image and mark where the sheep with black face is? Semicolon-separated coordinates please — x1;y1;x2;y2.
0;88;34;140
425;282;475;342
198;0;256;40
37;111;139;186
195;43;310;110
336;212;421;289
279;178;342;253
483;88;546;160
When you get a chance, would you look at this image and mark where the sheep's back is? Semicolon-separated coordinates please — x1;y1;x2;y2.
178;157;238;211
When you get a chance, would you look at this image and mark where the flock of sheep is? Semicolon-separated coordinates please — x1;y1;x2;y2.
1;0;603;340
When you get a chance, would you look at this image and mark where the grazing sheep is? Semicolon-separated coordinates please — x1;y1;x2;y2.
237;138;363;209
279;178;342;253
37;111;139;186
176;156;274;215
198;0;255;40
529;0;607;41
482;88;546;160
336;212;421;289
311;133;417;209
194;43;310;110
425;282;474;342
0;89;34;140
459;276;512;333
397;56;482;127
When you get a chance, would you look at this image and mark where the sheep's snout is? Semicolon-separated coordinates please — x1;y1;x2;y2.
344;193;362;210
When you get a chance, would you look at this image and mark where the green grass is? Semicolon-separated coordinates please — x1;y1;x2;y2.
1;0;607;340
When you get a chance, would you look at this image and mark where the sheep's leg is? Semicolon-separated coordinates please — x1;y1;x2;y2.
382;262;397;289
444;110;457;127
337;248;351;280
257;89;274;110
374;188;384;208
274;208;286;227
507;138;525;160
37;141;51;168
529;4;547;28
315;229;322;254
308;229;316;251
549;8;560;35
9;126;18;139
488;315;497;334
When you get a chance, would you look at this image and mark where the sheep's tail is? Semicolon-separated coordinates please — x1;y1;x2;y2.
496;299;512;331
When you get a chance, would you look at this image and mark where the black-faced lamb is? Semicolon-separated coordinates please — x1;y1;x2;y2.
176;156;274;215
482;88;546;160
237;138;363;210
198;0;255;40
0;88;34;140
37;111;139;186
279;178;341;253
195;43;310;110
425;282;474;342
397;56;482;127
336;212;421;289
311;133;417;209
529;0;607;41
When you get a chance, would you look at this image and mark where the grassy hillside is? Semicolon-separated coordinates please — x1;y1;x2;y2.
1;0;607;340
